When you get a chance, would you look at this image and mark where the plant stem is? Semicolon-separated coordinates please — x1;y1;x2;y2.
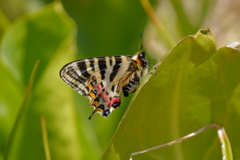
41;116;52;160
3;60;40;160
140;0;176;49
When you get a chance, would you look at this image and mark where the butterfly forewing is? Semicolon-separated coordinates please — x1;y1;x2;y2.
60;52;148;119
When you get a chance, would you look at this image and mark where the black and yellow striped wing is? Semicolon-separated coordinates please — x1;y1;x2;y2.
60;52;148;119
60;56;131;119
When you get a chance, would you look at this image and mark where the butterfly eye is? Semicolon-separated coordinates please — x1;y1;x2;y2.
138;52;145;59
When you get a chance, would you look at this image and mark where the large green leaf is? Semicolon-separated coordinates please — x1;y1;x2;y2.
0;62;24;159
1;2;74;85
0;2;83;160
102;29;240;160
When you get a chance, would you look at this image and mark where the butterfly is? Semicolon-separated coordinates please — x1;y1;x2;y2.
59;51;149;119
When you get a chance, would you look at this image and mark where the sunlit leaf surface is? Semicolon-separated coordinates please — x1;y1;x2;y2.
102;29;240;160
0;2;82;160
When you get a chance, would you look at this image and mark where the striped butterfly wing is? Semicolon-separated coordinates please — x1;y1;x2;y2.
60;56;134;119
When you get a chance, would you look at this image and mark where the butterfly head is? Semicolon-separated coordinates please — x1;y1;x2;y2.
132;51;148;68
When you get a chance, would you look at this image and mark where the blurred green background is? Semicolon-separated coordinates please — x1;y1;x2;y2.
0;0;240;160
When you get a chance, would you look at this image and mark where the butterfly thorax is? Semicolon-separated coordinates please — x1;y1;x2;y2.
120;52;148;97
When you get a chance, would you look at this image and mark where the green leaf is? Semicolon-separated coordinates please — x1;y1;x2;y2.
0;10;10;42
102;29;240;160
1;2;74;85
0;2;83;160
3;60;40;160
0;62;24;159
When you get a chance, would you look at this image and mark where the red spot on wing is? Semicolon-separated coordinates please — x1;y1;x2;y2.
97;83;109;102
97;83;121;107
108;97;121;107
97;83;103;90
97;83;103;96
103;94;109;102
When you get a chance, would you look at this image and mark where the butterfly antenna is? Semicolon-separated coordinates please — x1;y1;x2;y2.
138;32;143;52
149;58;160;62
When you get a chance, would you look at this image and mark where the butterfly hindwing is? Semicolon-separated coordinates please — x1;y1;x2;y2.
60;55;140;119
60;52;148;119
